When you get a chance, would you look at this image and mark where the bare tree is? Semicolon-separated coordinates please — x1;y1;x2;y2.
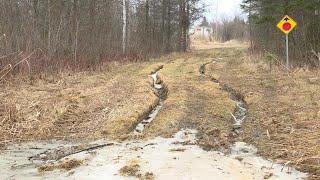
123;0;127;54
0;0;204;77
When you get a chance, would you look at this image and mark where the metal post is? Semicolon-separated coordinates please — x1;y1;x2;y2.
286;34;289;70
215;0;219;41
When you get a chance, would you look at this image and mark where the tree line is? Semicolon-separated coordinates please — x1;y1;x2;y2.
0;0;203;77
241;0;320;67
210;16;248;42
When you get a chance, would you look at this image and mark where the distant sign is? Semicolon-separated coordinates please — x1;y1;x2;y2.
277;15;297;34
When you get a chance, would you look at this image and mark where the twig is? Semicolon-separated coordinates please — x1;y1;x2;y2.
0;64;12;78
0;49;44;80
0;51;22;60
281;161;291;172
28;143;115;161
266;129;270;140
229;111;237;121
55;144;108;161
311;49;320;65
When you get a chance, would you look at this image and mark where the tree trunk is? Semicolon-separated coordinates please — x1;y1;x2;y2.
166;0;171;52
122;0;127;55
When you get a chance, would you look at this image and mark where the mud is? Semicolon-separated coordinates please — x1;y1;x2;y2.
0;129;307;179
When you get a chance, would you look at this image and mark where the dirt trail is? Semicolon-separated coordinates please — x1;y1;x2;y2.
0;43;311;179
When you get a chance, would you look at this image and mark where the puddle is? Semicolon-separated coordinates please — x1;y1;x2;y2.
0;130;307;179
134;70;167;134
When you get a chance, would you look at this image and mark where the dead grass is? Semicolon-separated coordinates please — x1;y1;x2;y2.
0;61;160;148
142;172;155;180
205;46;320;179
119;164;141;177
144;54;236;150
119;159;141;177
190;38;248;50
0;42;238;151
169;147;186;152
119;159;155;180
38;158;83;172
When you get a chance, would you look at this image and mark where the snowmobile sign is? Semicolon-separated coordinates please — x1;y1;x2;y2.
277;15;297;34
277;15;297;70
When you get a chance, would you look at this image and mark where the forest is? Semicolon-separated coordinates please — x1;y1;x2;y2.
1;0;319;76
241;0;320;67
0;0;203;77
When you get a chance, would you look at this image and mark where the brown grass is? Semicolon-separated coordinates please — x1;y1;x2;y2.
38;158;83;172
205;46;320;179
0;61;159;148
143;54;236;150
190;38;248;50
143;172;155;180
0;45;236;150
169;148;186;152
119;159;155;179
119;164;141;177
119;159;141;177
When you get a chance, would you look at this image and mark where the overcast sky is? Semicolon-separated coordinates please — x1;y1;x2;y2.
202;0;246;22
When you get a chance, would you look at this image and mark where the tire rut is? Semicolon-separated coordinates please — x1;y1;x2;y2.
134;65;168;134
200;60;248;132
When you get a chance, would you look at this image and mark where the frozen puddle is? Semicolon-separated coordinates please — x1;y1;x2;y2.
0;129;307;180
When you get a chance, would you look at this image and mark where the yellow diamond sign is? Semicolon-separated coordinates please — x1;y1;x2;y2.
277;15;297;34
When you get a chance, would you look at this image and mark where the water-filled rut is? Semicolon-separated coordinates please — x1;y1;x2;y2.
134;66;168;134
200;60;247;131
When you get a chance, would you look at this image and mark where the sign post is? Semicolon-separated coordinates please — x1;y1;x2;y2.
277;15;297;70
286;34;289;69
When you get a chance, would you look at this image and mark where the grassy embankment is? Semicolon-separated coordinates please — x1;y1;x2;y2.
205;45;320;179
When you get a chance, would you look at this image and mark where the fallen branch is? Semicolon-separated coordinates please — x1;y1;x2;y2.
28;143;115;161
0;51;23;60
0;64;12;79
0;48;45;81
55;144;109;161
266;129;271;140
311;49;320;65
281;161;292;172
229;111;237;121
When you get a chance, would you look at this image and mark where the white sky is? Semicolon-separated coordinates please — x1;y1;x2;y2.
202;0;245;22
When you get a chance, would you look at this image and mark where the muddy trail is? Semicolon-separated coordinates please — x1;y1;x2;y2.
0;56;308;180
